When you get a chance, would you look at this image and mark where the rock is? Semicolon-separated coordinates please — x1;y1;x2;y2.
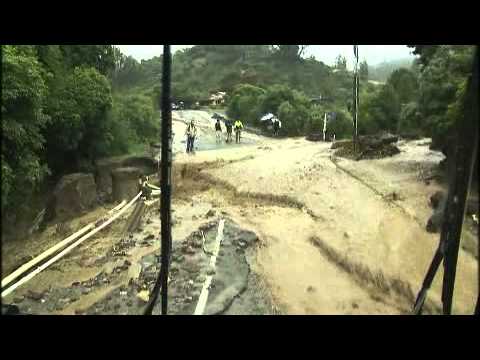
111;167;142;203
26;290;44;301
95;156;155;198
13;296;24;304
120;291;128;296
430;191;445;209
207;267;216;276
50;173;97;221
137;290;149;303
306;286;316;293
75;309;85;315
144;234;155;241
205;209;216;218
344;232;350;239
82;288;91;295
72;281;81;287
352;302;359;309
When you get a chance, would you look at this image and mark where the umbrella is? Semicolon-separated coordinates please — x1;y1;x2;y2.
260;113;275;122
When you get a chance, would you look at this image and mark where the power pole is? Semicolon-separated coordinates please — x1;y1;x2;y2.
323;113;327;141
144;44;173;315
353;45;359;151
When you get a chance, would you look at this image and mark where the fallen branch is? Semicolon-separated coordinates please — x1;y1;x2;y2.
2;193;141;298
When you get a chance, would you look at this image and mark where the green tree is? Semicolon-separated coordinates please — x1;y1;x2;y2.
398;101;422;135
416;45;475;149
226;84;265;125
59;45;115;76
387;68;418;104
358;83;401;134
114;94;159;142
335;55;347;70
359;60;369;80
44;67;113;173
272;45;308;61
328;111;353;139
1;45;50;212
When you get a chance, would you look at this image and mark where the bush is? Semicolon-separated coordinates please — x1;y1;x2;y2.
328;110;353;139
1;45;50;212
226;84;265;125
397;102;423;137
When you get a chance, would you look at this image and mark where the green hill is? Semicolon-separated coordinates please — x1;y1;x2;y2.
368;58;414;82
113;45;355;108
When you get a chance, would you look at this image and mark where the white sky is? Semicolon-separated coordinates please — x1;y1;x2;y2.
116;45;415;68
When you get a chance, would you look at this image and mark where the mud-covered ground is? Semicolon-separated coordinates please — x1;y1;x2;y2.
2;111;478;315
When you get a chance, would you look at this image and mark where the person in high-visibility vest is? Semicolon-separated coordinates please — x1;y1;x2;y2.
234;120;243;144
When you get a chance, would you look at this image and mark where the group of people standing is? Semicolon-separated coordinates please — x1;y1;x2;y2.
184;116;244;154
216;118;243;144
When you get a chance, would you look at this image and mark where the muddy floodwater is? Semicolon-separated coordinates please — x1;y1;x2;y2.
2;111;477;315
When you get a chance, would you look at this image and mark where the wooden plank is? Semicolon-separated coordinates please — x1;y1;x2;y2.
1;200;128;289
2;193;141;298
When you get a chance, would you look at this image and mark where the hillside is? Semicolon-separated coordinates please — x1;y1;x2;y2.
368;57;414;82
113;45;355;107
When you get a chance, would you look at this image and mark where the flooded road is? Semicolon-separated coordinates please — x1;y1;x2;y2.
3;111;477;315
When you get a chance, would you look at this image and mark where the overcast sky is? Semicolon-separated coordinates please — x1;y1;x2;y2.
117;45;415;68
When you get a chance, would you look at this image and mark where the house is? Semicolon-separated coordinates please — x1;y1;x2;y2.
209;92;227;106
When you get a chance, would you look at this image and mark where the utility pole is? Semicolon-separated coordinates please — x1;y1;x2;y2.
353;45;359;151
144;44;172;315
323;113;327;141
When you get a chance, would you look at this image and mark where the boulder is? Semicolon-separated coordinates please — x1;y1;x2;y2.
111;167;141;203
95;157;126;199
52;173;97;221
95;156;157;201
430;191;445;209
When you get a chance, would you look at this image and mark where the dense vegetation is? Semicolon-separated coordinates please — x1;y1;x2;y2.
367;58;413;82
2;44;476;232
2;45;160;227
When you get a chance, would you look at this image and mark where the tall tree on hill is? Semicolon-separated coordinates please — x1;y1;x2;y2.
407;45;439;67
335;55;347;70
359;60;369;80
387;68;418;104
59;45;115;76
272;45;309;61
